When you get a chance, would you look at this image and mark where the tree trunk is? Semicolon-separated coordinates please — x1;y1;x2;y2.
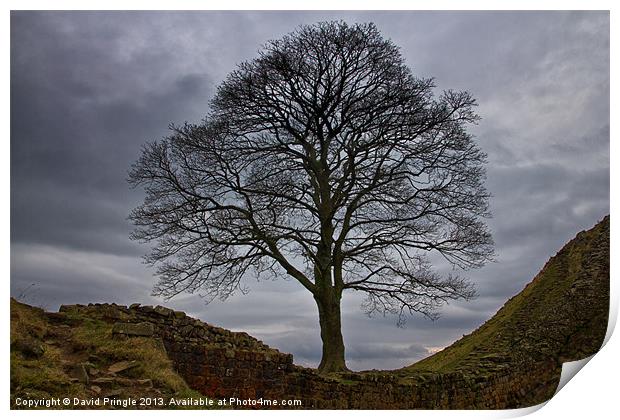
315;291;348;373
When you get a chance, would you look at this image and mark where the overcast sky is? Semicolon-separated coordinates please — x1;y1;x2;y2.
10;11;609;371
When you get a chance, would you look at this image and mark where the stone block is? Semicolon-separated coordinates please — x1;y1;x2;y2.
153;305;174;317
108;360;140;374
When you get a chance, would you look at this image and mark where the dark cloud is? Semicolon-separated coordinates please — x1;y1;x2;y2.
10;11;609;370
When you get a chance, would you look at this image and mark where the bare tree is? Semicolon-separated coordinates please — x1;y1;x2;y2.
129;21;494;373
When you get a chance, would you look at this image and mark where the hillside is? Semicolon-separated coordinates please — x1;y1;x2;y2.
10;215;610;409
404;215;609;373
10;299;210;409
395;214;610;404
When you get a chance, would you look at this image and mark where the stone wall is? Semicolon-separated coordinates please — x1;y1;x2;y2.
57;302;562;409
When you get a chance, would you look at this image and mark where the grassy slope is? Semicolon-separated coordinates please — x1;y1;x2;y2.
10;300;88;403
10;299;209;409
402;215;609;375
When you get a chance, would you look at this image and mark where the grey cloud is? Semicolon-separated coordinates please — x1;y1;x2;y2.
10;243;163;310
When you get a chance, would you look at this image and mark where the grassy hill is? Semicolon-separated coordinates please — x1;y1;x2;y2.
401;215;609;378
10;299;209;409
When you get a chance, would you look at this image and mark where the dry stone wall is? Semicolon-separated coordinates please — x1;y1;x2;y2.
57;302;563;409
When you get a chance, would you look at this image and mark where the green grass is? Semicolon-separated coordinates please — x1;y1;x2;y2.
71;318;190;393
10;299;219;409
10;299;89;407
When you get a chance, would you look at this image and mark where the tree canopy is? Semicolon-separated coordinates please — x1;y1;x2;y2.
129;21;494;372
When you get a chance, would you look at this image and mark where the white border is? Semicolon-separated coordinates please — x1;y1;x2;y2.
3;2;616;420
0;1;615;11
